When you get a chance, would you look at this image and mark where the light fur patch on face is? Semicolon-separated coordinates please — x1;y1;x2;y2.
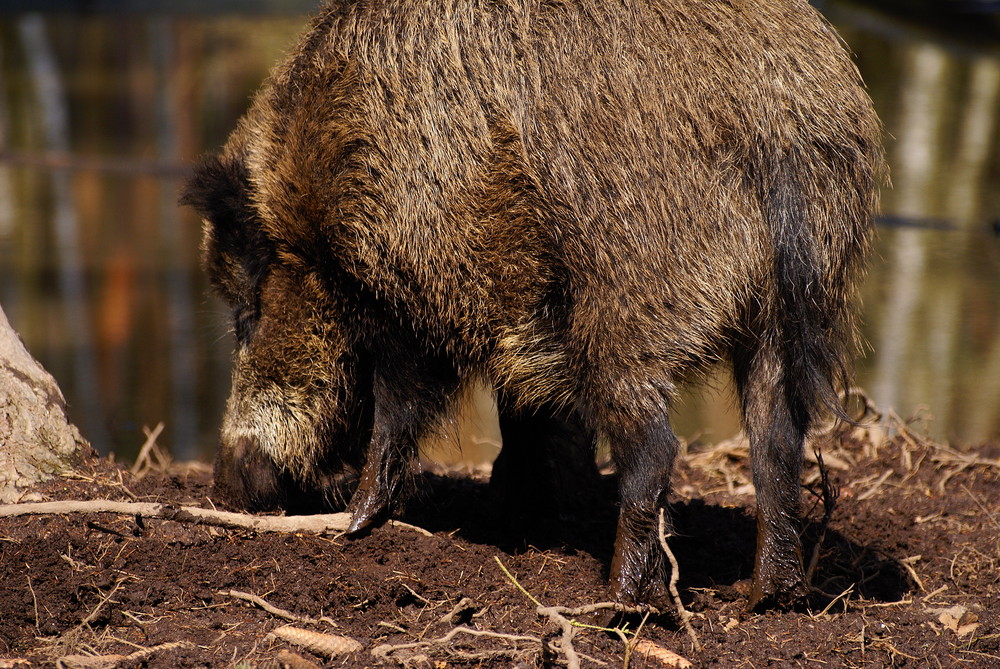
220;383;325;480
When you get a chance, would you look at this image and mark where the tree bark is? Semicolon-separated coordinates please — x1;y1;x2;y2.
0;303;89;502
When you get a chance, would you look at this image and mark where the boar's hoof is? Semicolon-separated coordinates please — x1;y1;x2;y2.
609;572;671;612
746;570;808;612
608;549;671;611
345;481;394;535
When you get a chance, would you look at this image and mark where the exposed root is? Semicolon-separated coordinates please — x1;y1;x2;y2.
371;625;541;664
541;603;658;669
438;596;480;625
219;589;336;626
494;556;659;668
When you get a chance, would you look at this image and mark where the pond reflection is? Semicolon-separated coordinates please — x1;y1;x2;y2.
0;12;304;459
0;2;997;462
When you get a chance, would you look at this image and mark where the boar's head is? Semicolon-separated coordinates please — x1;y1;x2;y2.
183;154;373;513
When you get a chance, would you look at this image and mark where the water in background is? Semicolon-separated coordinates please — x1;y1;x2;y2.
0;2;998;462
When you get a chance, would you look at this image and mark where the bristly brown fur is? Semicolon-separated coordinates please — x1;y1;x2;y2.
183;0;885;609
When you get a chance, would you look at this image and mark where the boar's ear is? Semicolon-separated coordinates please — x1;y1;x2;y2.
181;154;255;240
181;155;273;300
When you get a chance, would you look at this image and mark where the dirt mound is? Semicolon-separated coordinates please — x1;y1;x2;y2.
1;417;998;668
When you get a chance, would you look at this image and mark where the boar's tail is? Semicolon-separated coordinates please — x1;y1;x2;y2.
764;150;858;429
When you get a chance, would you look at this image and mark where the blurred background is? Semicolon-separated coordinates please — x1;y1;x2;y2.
0;0;998;462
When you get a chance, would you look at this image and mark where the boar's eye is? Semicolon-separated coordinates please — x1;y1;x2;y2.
232;302;258;346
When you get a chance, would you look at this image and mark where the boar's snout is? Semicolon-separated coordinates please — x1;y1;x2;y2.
214;430;360;514
213;383;365;514
213;433;289;512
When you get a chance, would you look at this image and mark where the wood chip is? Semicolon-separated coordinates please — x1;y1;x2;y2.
270;625;363;657
632;639;692;668
55;642;192;668
275;649;323;669
928;605;980;637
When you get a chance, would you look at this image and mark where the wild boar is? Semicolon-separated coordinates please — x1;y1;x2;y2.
183;0;883;609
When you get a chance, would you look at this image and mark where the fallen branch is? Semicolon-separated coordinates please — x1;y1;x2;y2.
0;500;432;537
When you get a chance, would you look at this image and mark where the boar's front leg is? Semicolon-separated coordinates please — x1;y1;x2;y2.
345;410;414;534
606;414;681;607
346;364;458;534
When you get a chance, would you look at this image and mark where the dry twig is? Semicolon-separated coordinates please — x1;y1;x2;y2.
856;470;893;501
811;584;855;617
960;484;1000;531
804;447;839;588
657;509;701;651
899;556;926;593
79;579;127;629
130;423;167;477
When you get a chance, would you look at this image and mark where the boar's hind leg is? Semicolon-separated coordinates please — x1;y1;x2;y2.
733;339;809;610
606;414;681;607
346;365;458;535
491;397;599;534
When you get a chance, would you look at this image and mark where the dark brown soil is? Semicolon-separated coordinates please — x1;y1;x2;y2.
2;422;998;668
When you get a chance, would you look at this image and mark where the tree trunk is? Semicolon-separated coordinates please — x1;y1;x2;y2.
0;303;90;502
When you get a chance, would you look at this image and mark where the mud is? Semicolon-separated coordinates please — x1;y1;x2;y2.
1;420;998;668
